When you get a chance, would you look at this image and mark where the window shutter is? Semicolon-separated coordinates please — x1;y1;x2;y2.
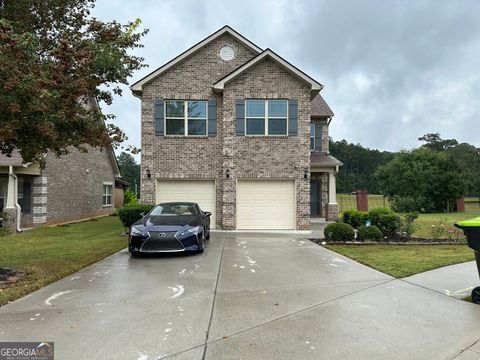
235;99;245;136
208;99;217;136
288;99;298;136
22;181;32;214
154;98;164;136
315;123;322;151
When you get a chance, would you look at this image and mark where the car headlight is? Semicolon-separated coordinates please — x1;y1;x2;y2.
177;226;201;238
131;226;148;237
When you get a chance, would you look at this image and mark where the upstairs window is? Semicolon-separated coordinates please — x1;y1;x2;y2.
245;100;288;136
165;100;207;136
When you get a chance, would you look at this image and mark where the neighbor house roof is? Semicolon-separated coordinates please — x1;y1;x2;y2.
130;26;263;96
311;93;334;117
212;49;323;95
0;151;25;167
310;153;343;167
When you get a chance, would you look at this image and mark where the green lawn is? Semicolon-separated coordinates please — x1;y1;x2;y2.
413;211;480;238
0;216;126;305
327;244;475;278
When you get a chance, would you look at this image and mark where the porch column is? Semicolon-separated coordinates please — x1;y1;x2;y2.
5;167;15;208
327;171;339;221
2;166;18;232
328;171;337;204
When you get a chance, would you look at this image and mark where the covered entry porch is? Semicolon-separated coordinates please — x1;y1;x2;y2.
310;152;343;221
0;153;42;232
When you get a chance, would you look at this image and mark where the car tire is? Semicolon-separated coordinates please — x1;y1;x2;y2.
206;229;210;241
130;250;140;257
197;233;205;253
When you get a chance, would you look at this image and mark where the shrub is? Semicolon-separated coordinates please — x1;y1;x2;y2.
357;225;383;242
368;207;393;227
400;212;419;236
376;213;402;237
124;189;138;205
390;195;427;213
342;210;368;229
324;222;355;242
117;204;154;228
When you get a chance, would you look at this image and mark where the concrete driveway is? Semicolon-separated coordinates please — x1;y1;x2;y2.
1;232;480;359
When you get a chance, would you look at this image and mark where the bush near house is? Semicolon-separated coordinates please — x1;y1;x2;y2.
324;222;355;242
117;204;154;228
357;225;383;242
342;210;368;229
339;207;404;240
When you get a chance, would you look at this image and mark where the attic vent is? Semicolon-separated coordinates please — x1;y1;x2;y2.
219;45;235;61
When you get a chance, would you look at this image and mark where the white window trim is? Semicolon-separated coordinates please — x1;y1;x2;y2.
102;182;113;207
245;100;289;136
164;100;208;137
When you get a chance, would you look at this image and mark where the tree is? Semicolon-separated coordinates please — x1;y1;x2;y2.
0;0;147;165
375;148;465;212
418;133;458;151
117;152;140;196
329;139;393;193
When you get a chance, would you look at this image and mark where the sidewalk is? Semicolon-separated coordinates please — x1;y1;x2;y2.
404;261;479;299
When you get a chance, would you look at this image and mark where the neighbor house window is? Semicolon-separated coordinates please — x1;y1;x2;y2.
245;100;288;136
165;100;207;136
103;183;113;206
310;123;315;150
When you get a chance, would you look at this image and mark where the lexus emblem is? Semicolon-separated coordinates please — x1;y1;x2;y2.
159;233;166;238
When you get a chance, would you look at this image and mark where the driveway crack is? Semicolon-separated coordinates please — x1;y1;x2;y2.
202;232;227;360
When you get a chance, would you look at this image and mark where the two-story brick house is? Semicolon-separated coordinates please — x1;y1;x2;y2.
131;26;342;230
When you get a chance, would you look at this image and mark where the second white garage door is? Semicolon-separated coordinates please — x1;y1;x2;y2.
236;180;296;230
156;180;216;229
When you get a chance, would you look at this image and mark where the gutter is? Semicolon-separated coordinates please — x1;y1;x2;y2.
8;166;22;233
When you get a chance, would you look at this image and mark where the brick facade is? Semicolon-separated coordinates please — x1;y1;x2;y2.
138;30;335;229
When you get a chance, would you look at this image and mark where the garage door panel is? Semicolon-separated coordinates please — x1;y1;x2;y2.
237;180;295;230
156;180;216;229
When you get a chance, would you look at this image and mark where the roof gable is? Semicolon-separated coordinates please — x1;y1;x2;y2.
130;26;262;96
212;49;323;95
311;93;334;117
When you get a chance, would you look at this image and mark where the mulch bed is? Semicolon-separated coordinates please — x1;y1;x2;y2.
309;238;468;246
0;267;27;284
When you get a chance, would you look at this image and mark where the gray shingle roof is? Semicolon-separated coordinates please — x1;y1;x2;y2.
311;93;334;117
0;151;24;166
311;153;343;167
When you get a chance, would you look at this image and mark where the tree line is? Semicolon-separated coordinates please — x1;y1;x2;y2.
330;133;480;212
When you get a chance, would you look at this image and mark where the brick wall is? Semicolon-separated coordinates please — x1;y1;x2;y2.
140;34;312;229
140;33;258;229
41;146;116;225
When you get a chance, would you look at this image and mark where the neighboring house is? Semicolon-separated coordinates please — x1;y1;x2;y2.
0;100;121;232
130;26;342;230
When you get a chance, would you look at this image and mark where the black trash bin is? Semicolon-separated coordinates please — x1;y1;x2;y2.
455;217;480;304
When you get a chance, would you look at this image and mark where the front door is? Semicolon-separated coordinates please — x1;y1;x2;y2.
310;180;321;217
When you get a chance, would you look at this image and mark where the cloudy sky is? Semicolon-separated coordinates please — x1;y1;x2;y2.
92;0;480;155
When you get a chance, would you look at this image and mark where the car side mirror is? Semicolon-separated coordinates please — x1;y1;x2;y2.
204;211;212;217
139;212;145;217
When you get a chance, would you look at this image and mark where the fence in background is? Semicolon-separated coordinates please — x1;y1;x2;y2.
465;197;480;211
337;194;389;213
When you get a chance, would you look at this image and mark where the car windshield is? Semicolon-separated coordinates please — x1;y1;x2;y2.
150;203;198;216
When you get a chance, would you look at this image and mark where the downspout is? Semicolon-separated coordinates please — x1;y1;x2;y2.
8;166;22;233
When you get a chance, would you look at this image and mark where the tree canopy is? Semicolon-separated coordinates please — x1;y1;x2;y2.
329;139;393;193
117;152;140;196
375;148;465;212
0;0;147;165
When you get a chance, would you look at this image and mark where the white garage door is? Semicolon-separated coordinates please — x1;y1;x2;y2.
156;180;216;229
237;180;295;230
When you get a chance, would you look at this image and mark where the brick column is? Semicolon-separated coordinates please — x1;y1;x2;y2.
456;197;465;212
356;189;368;212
